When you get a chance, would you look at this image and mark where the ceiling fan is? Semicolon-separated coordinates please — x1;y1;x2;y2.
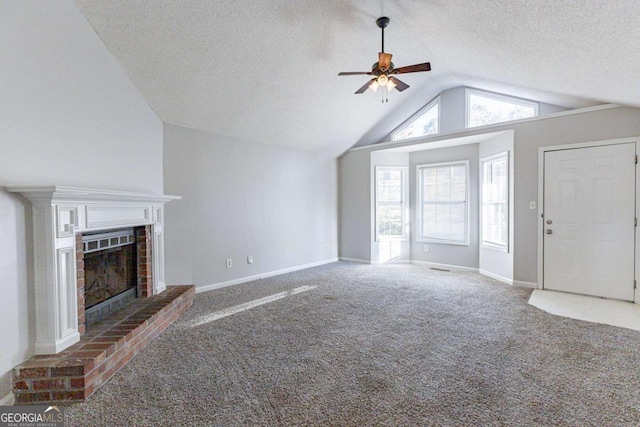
338;17;431;100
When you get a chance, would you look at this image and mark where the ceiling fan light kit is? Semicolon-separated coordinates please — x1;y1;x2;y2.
338;16;432;102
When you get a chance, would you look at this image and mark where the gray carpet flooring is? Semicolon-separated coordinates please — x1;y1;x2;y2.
65;262;640;426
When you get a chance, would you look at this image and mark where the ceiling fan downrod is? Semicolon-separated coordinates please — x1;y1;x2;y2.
377;16;390;53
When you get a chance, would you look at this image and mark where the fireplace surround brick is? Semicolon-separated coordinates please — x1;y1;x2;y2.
76;233;86;335
136;225;153;298
13;285;195;405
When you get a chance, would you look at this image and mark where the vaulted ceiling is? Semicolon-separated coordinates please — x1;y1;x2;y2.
75;0;640;154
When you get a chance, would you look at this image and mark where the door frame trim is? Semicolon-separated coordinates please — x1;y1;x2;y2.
537;137;640;303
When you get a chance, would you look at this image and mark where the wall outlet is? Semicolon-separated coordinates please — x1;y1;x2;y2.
225;258;232;268
529;201;537;210
423;244;430;253
247;256;253;264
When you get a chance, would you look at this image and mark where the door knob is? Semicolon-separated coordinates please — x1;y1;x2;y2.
546;229;553;235
546;219;553;225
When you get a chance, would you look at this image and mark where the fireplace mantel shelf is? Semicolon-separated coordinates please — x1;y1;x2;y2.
7;186;181;355
7;186;181;205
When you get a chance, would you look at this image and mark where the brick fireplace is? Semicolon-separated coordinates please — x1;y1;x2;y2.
12;286;194;404
7;186;194;404
76;226;153;333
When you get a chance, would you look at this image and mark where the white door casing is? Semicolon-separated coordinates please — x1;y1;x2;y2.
542;142;636;301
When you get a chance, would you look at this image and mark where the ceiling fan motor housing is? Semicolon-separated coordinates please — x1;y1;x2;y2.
372;61;394;73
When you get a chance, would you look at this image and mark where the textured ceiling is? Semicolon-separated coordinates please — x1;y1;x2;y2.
74;0;640;154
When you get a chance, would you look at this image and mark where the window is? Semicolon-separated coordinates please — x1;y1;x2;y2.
391;98;439;141
481;153;509;250
417;161;468;245
375;166;407;240
466;89;538;128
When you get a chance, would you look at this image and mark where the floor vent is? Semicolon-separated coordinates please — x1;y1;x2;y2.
429;267;451;272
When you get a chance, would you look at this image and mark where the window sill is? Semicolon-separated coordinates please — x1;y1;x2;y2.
481;243;509;253
416;238;469;247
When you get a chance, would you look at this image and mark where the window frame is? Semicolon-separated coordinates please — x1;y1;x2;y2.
465;88;539;129
374;165;409;242
416;160;470;246
480;152;510;252
390;96;440;142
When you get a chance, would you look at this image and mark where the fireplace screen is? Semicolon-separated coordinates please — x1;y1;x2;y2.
83;229;137;309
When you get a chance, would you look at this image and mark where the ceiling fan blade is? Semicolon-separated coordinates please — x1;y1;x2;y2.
338;71;374;76
355;79;376;94
392;62;431;74
389;76;409;92
378;52;392;71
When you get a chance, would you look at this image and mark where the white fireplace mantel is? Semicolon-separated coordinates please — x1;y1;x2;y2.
7;186;181;355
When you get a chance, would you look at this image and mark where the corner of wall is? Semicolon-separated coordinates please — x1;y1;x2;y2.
0;371;15;406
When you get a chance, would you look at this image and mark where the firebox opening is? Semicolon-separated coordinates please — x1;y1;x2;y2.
83;228;138;326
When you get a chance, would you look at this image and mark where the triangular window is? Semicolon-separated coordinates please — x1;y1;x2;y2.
391;97;439;142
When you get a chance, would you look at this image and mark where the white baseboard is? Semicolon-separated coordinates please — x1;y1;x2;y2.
196;258;339;294
514;280;538;289
370;259;411;265
410;260;478;272
479;269;513;285
339;257;371;264
0;391;14;406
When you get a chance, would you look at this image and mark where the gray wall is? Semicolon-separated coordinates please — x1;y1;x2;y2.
410;144;480;268
439;87;466;133
163;124;338;289
339;149;371;262
340;106;640;285
478;132;515;282
0;1;163;401
510;106;640;284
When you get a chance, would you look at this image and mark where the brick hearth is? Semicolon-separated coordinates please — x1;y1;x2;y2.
13;285;194;404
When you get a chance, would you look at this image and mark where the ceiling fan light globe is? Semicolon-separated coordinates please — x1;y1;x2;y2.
386;79;397;91
368;80;380;92
377;74;388;86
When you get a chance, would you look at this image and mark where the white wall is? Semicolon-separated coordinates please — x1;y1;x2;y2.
0;0;163;401
410;144;480;268
163;124;338;289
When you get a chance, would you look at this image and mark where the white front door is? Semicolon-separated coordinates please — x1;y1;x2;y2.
543;143;636;301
